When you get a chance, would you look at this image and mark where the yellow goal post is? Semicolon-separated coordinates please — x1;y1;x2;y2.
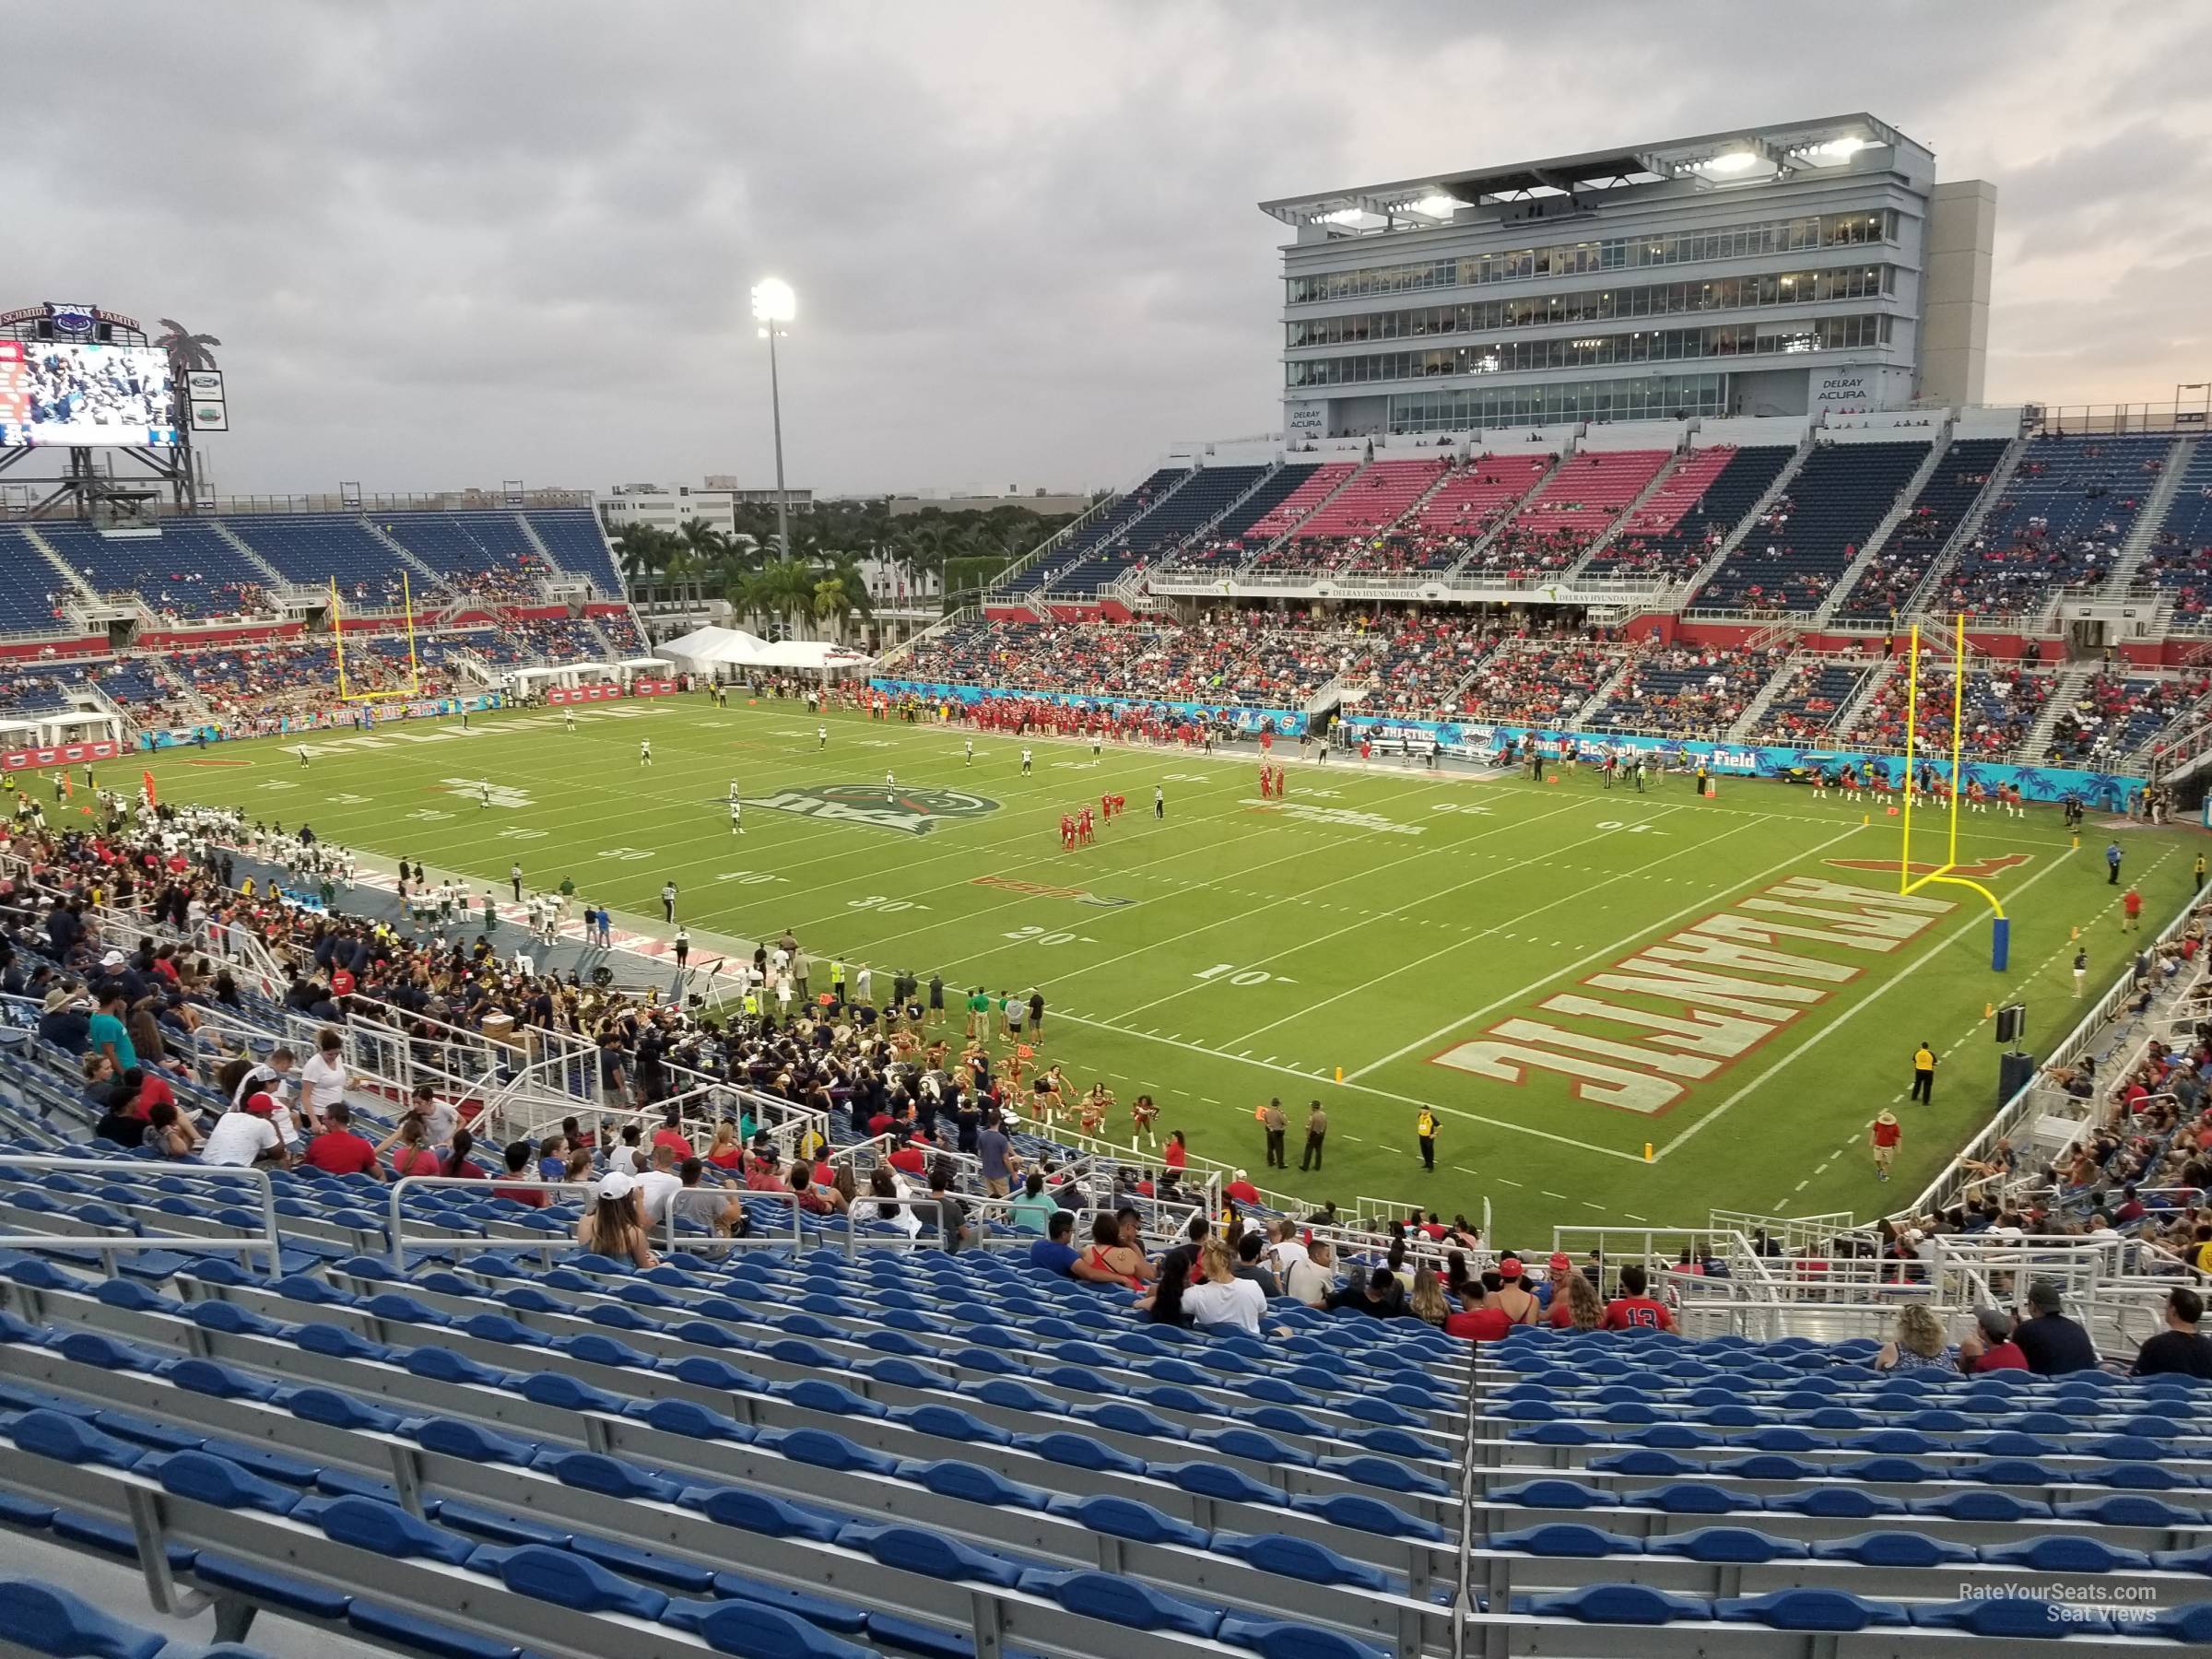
332;571;423;702
1898;613;2010;970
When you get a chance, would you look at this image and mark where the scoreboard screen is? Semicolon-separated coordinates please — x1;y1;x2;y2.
0;338;181;447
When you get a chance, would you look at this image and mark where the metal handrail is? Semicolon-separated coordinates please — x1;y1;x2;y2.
385;1171;803;1269
0;1156;281;1276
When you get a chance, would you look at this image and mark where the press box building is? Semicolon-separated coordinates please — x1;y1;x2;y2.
1265;115;1994;439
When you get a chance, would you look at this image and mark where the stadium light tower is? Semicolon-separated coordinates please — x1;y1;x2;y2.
751;278;797;562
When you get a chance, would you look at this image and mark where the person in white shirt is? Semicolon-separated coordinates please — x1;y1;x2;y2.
633;1151;685;1227
402;1082;458;1148
298;1031;352;1133
1264;1218;1310;1278
201;1094;288;1168
1284;1240;1336;1308
1181;1238;1267;1335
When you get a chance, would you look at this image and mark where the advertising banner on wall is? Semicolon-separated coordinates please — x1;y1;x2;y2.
547;683;625;705
1335;712;2142;810
870;677;1307;737
629;679;677;697
1;739;121;771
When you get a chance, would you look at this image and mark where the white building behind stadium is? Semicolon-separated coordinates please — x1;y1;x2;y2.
1266;114;1994;438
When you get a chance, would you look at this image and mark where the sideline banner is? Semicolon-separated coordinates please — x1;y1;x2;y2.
869;677;1307;738
629;679;677;698
135;692;503;750
1;739;121;771
548;684;624;705
1336;713;2143;810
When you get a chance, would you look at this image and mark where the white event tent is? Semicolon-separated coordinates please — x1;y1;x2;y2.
653;626;875;677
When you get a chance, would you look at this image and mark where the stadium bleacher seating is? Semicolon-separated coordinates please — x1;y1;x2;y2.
1335;615;1497;719
1582;645;1783;739
1241;463;1357;544
1742;657;1881;746
1161;465;1326;571
1457;637;1630;726
221;515;417;606
522;510;627;596
1288;460;1449;542
35;523;273;622
1851;662;2053;759
1469;450;1670;577
1936;435;2175;619
2138;443;2212;623
1002;469;1187;596
0;527;83;635
1349;455;1556;574
1695;441;1928;613
1591;446;1794;579
1120;465;1270;561
2045;672;2208;767
1832;439;2010;625
897;615;1360;710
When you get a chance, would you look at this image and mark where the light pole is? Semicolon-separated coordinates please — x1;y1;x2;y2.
751;278;796;563
2178;382;2209;432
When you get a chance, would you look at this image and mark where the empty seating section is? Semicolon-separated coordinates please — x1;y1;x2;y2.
2139;443;2212;623
1583;646;1784;739
522;509;626;594
1696;441;1927;613
1937;436;2175;618
1290;460;1448;540
1459;638;1629;725
594;610;650;655
1744;658;1879;745
222;515;415;606
36;523;272;621
896;616;1360;709
2045;673;2209;765
0;527;79;634
1165;465;1325;570
1833;439;2010;624
1852;663;2053;759
1002;468;1187;595
1121;465;1269;558
1370;455;1555;573
1241;463;1357;543
1593;446;1792;578
1473;450;1669;575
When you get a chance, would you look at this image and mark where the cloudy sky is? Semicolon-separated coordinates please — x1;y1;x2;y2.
10;0;2207;500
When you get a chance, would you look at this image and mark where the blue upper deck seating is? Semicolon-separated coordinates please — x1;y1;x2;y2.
0;527;77;636
1694;441;1927;613
1936;435;2174;618
523;510;624;595
1832;438;2010;625
36;522;273;621
220;515;414;606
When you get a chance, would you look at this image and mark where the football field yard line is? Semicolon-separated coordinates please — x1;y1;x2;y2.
1040;794;1597;1013
819;756;1531;962
1102;801;1694;1025
1048;1008;1652;1162
1657;842;2124;1165
1341;818;1870;1084
1221;805;1748;1049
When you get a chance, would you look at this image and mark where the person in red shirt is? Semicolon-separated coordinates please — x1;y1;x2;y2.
1871;1111;1902;1180
1223;1169;1261;1206
1162;1130;1188;1174
2124;886;2144;932
886;1135;929;1177
303;1101;382;1180
328;964;356;1002
1444;1279;1512;1341
492;1138;548;1207
1958;1305;2030;1371
1600;1263;1676;1332
649;1109;691;1164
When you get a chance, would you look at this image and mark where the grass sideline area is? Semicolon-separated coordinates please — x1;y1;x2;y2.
123;691;2203;1242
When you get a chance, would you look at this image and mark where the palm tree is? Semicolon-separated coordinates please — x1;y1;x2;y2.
677;518;729;607
613;524;676;602
811;575;854;643
153;320;221;378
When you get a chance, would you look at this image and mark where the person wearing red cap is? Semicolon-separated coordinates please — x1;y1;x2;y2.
1493;1257;1543;1326
200;1092;290;1169
1540;1252;1578;1328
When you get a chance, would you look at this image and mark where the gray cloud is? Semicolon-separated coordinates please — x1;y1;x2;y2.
5;0;2206;499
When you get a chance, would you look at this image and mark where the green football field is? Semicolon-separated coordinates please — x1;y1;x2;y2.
129;693;2203;1246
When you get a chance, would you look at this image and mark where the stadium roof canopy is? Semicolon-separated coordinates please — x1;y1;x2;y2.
1259;113;1926;230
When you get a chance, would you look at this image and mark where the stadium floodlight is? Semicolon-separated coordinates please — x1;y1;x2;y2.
750;279;796;562
1698;149;1761;175
1407;194;1460;219
1801;136;1870;163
